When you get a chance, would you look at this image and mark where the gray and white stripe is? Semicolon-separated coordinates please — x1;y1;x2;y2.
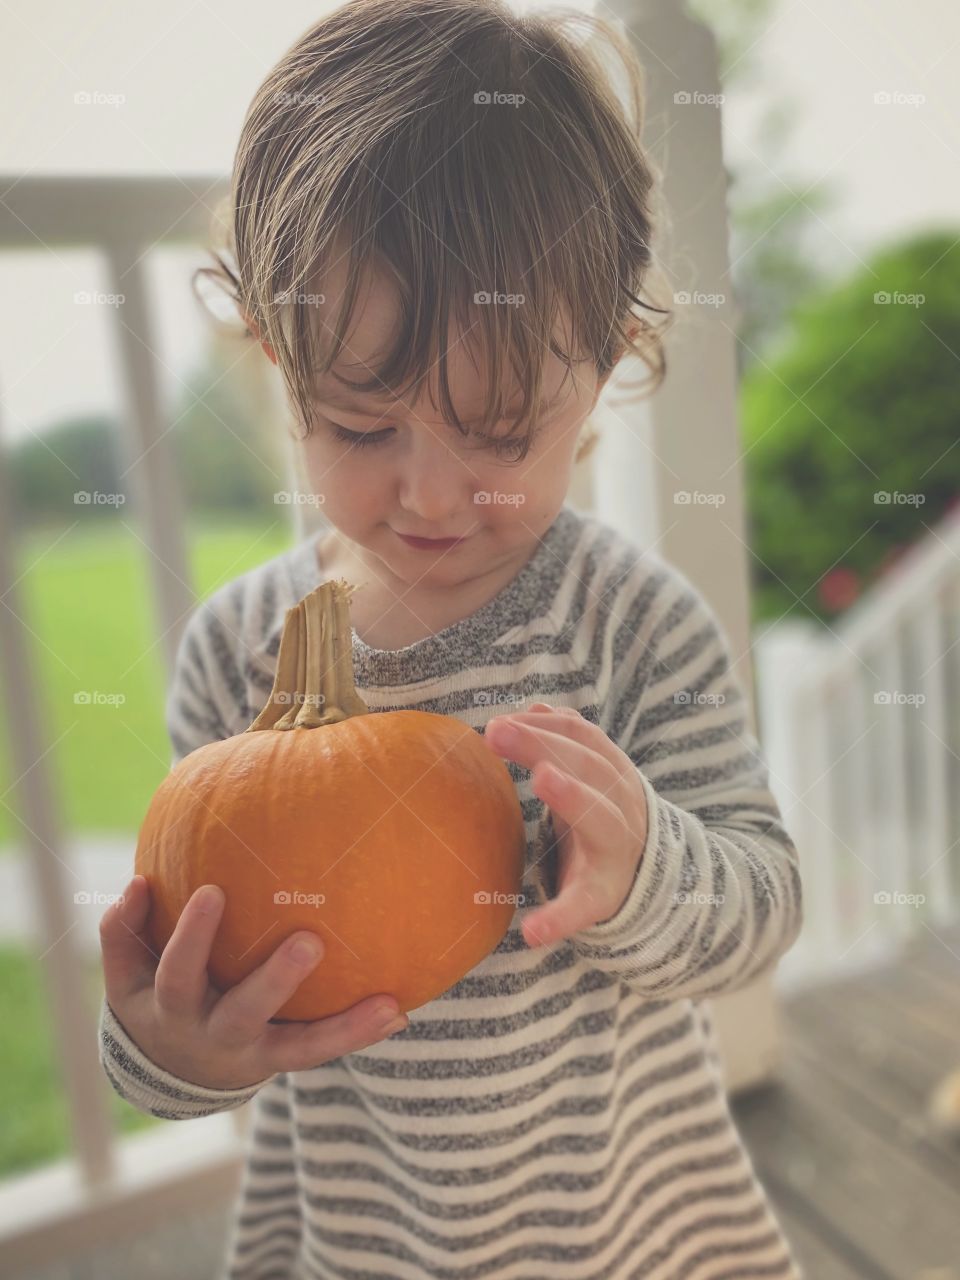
101;503;803;1280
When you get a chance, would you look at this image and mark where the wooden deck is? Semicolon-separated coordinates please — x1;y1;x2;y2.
732;927;960;1280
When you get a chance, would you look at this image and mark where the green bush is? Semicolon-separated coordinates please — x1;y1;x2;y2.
742;229;960;623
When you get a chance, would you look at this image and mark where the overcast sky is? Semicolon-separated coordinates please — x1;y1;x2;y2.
0;0;956;442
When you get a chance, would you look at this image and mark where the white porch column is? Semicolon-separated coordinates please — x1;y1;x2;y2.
590;0;785;1091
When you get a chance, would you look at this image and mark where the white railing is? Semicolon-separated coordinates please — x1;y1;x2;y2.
755;506;960;989
0;172;273;1276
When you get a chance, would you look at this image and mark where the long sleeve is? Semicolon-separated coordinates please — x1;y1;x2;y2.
99;592;274;1119
98;999;268;1119
566;560;803;1000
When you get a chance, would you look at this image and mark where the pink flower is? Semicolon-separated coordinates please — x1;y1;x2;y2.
819;567;860;612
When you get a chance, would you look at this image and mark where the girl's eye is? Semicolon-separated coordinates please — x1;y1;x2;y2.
331;424;394;448
329;420;539;458
490;436;526;460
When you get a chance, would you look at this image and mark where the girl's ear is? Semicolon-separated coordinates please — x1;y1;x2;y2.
240;310;278;366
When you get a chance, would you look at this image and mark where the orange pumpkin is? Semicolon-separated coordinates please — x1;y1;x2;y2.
134;579;526;1021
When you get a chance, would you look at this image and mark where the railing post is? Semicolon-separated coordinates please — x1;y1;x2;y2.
914;589;955;925
755;622;826;979
0;398;115;1189
872;632;915;939
103;244;195;677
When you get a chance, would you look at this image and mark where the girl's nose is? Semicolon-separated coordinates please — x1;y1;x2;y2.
395;432;475;522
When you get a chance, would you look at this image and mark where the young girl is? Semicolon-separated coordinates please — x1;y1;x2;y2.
98;2;804;1276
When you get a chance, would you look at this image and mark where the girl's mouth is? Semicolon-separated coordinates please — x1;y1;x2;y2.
394;531;471;550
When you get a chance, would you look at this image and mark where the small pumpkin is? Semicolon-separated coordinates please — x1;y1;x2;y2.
134;579;526;1021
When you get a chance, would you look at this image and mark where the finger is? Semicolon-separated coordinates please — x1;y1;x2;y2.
493;708;629;773
262;995;408;1072
484;716;622;793
523;875;611;946
207;931;326;1045
153;884;227;1018
534;766;628;850
99;875;160;1003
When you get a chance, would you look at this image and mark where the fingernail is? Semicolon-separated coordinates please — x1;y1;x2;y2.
381;1015;408;1036
529;702;553;711
195;885;224;915
288;937;322;965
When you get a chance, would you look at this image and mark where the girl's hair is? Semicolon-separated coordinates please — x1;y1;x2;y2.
193;0;672;459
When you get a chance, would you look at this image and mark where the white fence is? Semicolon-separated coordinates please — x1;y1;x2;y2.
755;506;960;989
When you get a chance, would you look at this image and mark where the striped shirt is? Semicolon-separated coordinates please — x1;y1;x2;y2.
99;502;804;1280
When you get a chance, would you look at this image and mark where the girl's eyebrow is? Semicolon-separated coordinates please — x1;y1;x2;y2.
316;385;568;424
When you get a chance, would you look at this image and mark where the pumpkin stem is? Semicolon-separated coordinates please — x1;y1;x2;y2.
246;578;370;732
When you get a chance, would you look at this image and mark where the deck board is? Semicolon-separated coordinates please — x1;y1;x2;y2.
731;927;960;1280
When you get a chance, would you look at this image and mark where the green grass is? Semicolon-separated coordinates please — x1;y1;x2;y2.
0;519;291;1178
0;519;291;847
0;943;160;1176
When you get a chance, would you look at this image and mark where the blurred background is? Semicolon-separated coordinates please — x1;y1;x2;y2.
1;0;959;1277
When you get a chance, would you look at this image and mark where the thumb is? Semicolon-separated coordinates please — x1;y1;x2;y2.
99;875;159;1002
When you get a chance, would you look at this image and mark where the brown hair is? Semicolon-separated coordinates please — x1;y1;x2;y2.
193;0;671;460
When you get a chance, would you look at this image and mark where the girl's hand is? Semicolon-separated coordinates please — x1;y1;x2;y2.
99;877;408;1091
483;702;649;948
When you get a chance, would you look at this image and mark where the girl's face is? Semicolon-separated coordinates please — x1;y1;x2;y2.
291;259;607;591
